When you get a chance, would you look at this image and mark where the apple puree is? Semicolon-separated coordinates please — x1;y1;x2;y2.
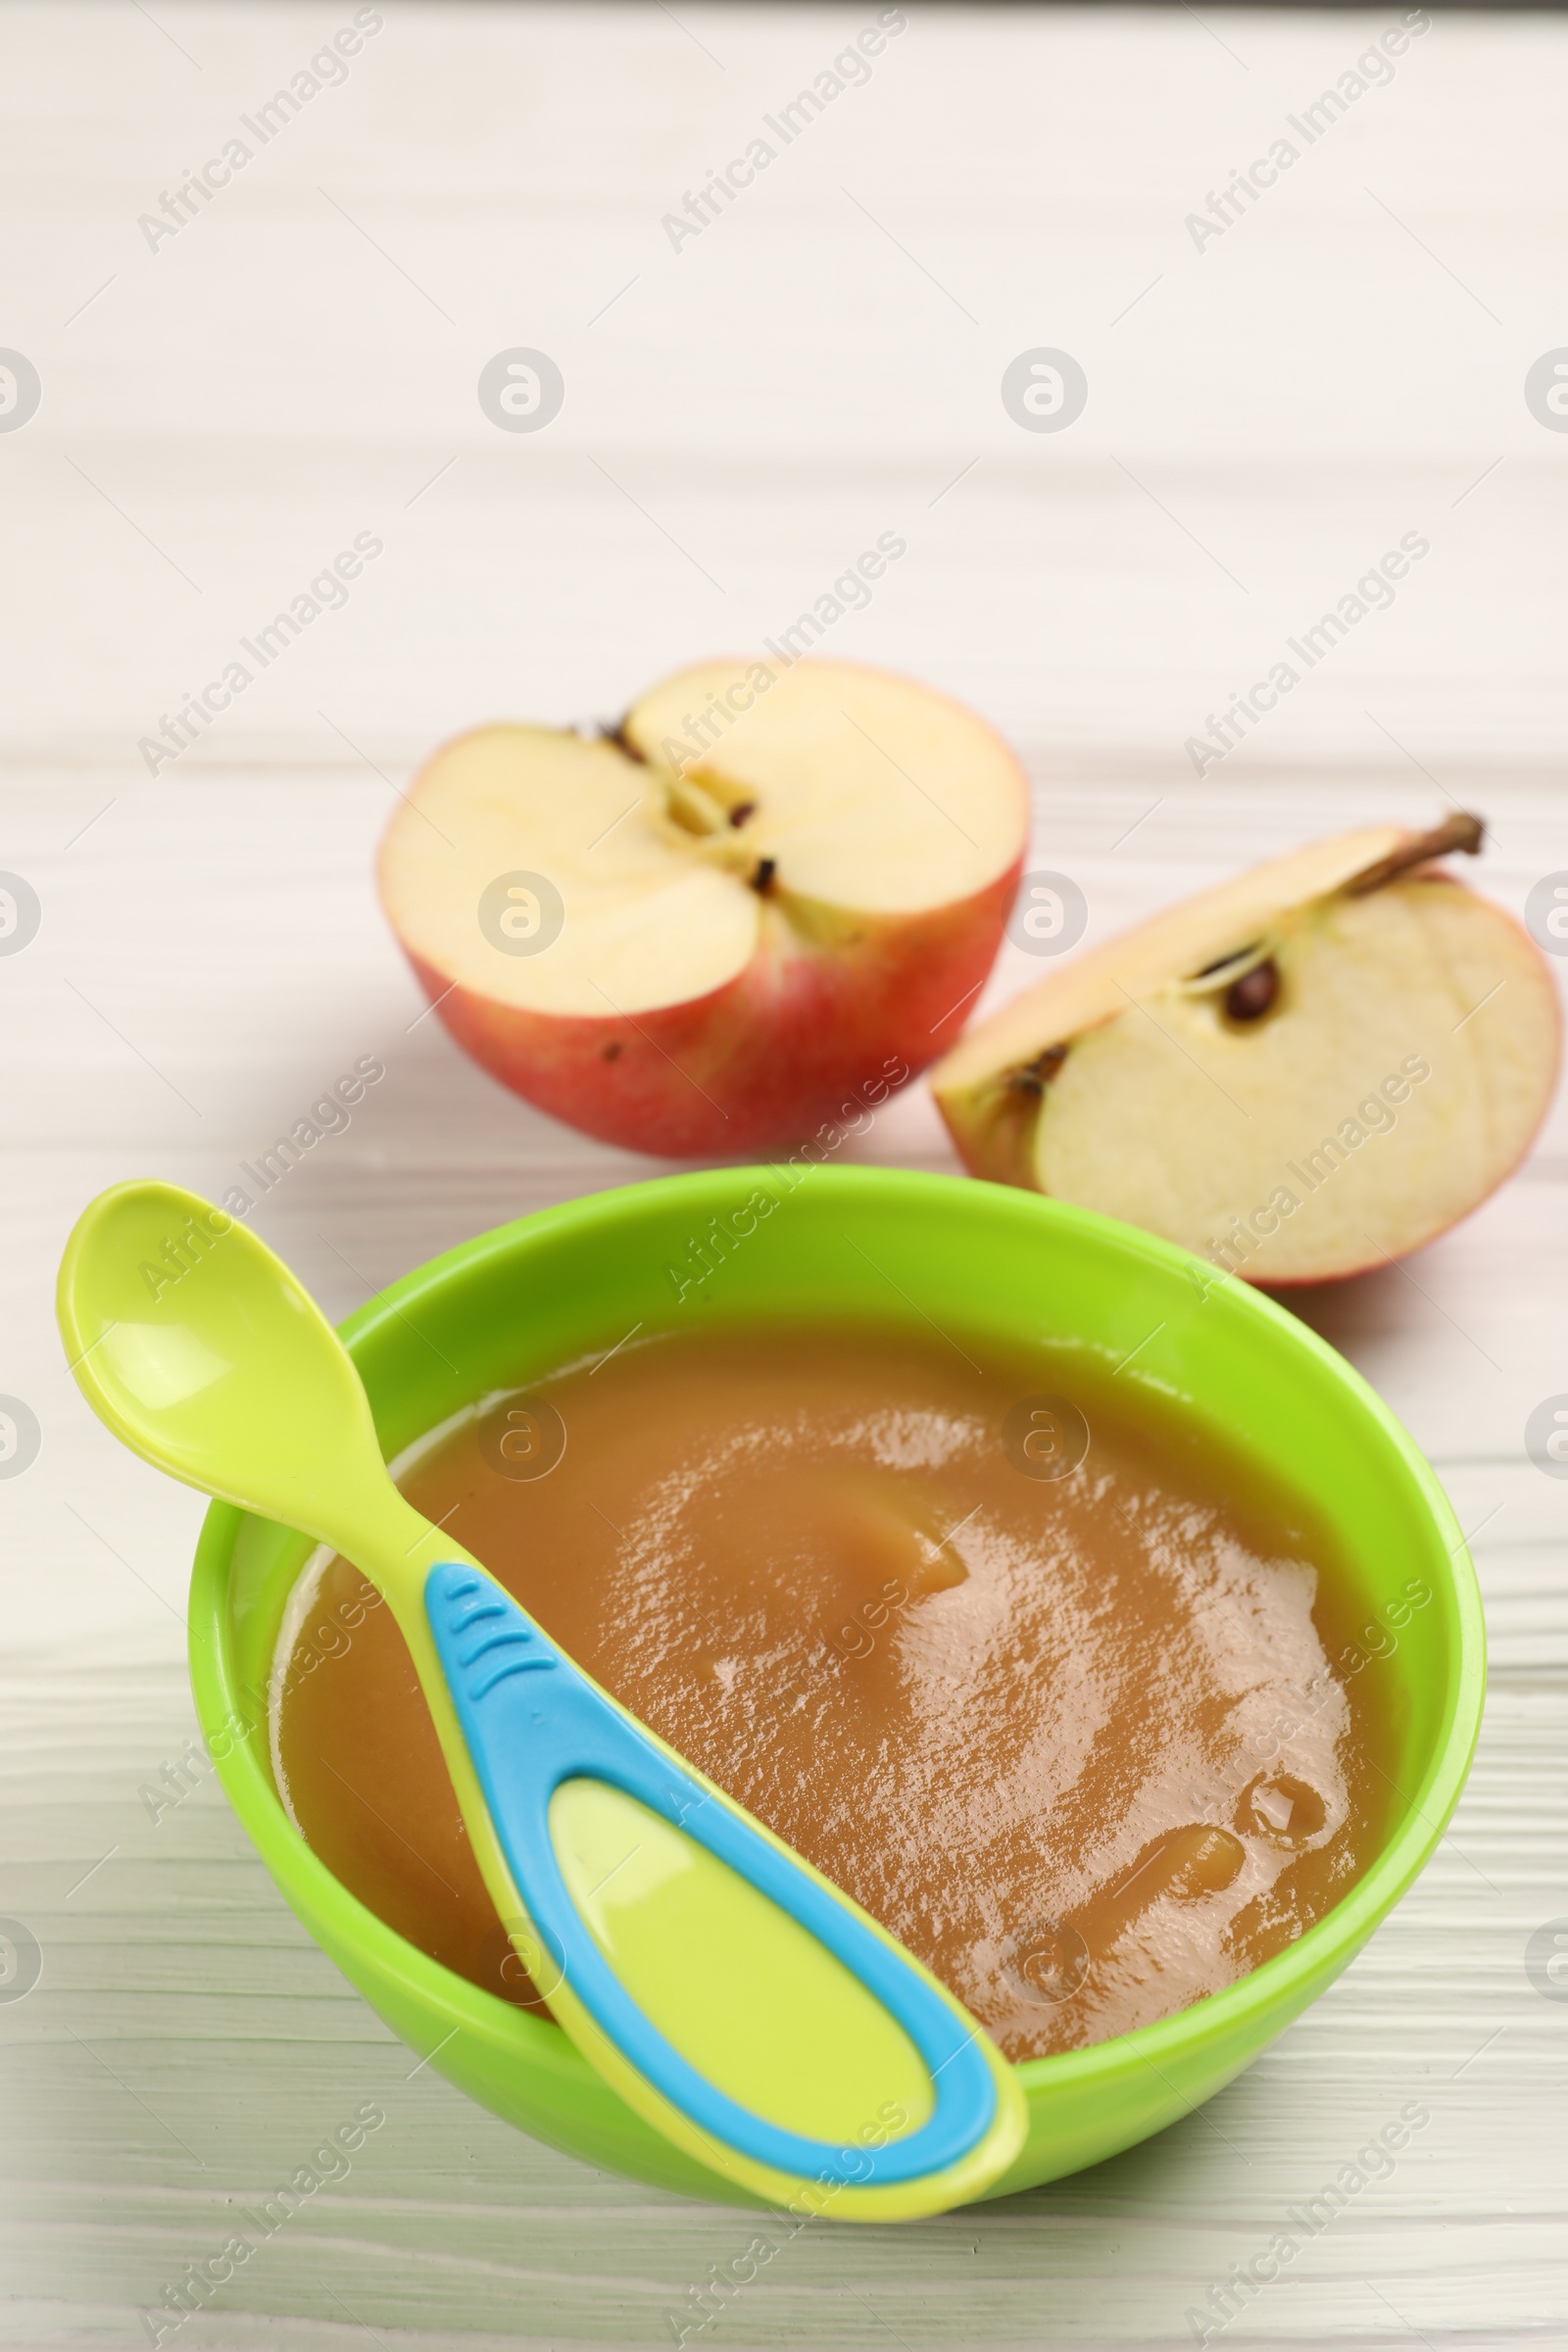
273;1322;1392;2062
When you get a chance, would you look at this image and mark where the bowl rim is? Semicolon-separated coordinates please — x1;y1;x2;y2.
189;1165;1487;2108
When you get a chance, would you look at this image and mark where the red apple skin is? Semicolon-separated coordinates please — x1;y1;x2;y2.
402;858;1023;1157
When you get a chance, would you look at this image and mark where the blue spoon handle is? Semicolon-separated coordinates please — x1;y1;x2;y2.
424;1561;999;2190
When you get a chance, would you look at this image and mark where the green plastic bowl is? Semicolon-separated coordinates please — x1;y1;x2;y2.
189;1166;1484;2209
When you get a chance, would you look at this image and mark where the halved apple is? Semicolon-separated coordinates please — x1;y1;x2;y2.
380;660;1029;1156
931;815;1561;1285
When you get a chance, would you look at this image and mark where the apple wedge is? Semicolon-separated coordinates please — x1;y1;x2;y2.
379;660;1029;1156
931;815;1561;1285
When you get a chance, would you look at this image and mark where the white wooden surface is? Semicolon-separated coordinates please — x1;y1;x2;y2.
3;3;1567;2344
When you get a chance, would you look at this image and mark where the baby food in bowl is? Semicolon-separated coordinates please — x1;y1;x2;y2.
272;1317;1396;2065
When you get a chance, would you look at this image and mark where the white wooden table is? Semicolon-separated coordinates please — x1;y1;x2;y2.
2;4;1565;2344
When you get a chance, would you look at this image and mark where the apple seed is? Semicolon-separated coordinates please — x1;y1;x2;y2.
1223;959;1280;1021
1008;1044;1067;1095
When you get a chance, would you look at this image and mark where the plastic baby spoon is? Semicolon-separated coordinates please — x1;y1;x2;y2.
57;1181;1025;2220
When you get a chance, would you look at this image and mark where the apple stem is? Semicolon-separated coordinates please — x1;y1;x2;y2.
1346;811;1484;896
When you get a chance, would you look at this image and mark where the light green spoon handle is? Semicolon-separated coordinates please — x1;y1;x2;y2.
330;1489;539;1949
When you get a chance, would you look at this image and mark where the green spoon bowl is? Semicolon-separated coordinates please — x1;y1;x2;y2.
184;1165;1483;2207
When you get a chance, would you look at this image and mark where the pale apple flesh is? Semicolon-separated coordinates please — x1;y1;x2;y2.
379;660;1029;1157
932;820;1562;1285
